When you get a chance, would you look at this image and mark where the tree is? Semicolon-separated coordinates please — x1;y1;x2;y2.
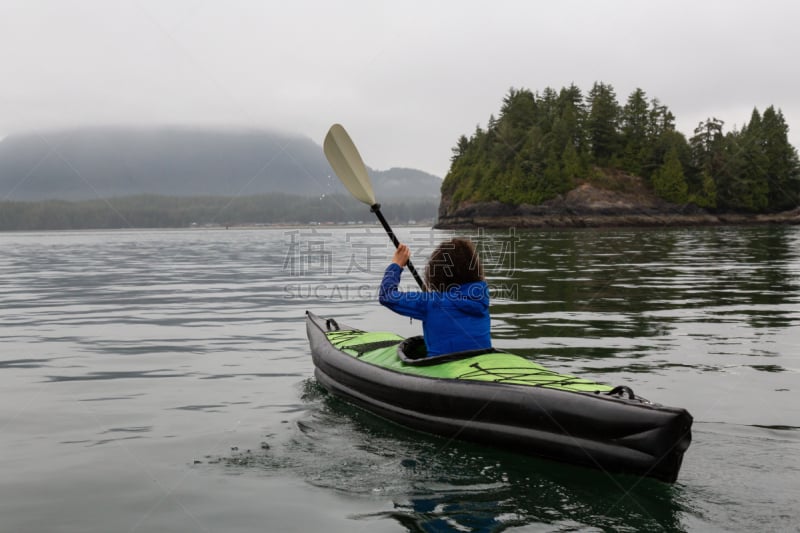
537;87;560;135
714;129;768;212
558;84;588;155
761;106;800;210
651;146;688;203
689;170;717;209
647;98;676;138
737;109;770;211
499;87;538;133
620;88;650;174
451;135;470;163
561;141;582;190
689;117;725;176
585;82;620;165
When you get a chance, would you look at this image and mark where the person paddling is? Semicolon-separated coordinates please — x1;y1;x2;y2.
379;238;492;357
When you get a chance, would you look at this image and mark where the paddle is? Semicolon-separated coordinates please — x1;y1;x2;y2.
323;123;426;290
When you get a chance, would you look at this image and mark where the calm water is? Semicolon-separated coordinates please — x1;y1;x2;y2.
0;225;798;532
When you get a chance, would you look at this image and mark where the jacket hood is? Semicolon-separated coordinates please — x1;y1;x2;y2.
440;280;489;316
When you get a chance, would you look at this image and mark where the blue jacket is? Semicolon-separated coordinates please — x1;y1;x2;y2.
378;263;492;357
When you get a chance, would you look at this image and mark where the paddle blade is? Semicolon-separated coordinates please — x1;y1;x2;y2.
323;124;377;206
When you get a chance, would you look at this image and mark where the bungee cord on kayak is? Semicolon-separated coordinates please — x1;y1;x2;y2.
455;362;609;391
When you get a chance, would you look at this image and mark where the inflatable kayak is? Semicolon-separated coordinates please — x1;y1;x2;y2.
305;311;692;483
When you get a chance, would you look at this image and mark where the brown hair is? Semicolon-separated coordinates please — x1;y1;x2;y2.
424;238;484;292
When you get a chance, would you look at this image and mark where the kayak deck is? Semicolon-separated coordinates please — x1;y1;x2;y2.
326;328;616;394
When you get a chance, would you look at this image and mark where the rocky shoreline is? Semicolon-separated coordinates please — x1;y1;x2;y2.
435;209;800;229
435;182;800;229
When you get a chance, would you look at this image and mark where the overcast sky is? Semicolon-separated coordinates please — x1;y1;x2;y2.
2;0;799;178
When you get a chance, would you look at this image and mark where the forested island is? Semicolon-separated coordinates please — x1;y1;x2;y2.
438;83;800;228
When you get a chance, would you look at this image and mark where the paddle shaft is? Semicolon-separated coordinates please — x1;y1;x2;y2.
371;204;426;291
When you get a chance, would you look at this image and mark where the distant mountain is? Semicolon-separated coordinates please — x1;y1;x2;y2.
369;167;443;200
0;127;441;201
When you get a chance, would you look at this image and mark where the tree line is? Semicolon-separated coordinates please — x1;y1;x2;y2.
0;194;437;231
443;83;800;212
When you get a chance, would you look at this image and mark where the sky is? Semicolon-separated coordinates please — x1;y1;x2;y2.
2;0;799;178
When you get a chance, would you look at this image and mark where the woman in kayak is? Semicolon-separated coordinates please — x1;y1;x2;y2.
379;238;491;357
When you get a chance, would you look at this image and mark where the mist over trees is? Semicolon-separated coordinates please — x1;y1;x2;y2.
443;83;800;213
0;128;441;230
0;128;442;201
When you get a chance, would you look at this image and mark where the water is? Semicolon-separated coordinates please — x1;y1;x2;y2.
0;225;798;532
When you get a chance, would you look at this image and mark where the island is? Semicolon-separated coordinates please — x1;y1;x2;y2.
436;83;800;228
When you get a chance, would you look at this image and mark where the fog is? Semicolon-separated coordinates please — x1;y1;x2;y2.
1;0;798;177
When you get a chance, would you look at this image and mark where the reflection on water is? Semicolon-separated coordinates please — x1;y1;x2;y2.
493;226;799;341
489;227;800;388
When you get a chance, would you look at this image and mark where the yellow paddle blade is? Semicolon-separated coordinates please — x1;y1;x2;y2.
323;124;377;206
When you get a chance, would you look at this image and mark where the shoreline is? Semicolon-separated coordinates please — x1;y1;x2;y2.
435;209;800;229
435;179;800;230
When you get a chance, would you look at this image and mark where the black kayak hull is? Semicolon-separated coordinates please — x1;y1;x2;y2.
306;311;692;483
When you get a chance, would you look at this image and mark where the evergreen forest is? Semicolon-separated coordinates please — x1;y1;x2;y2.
443;83;800;213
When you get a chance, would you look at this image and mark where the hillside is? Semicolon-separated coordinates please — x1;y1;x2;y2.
0;127;441;201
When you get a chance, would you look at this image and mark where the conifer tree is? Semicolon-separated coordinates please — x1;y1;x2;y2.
620;88;650;175
561;141;582;191
651;146;688;204
689;118;725;176
690;170;717;209
558;84;588;156
585;82;620;165
738;109;770;211
761;106;800;210
714;130;768;212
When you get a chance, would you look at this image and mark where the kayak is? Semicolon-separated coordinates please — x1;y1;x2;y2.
305;311;692;483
